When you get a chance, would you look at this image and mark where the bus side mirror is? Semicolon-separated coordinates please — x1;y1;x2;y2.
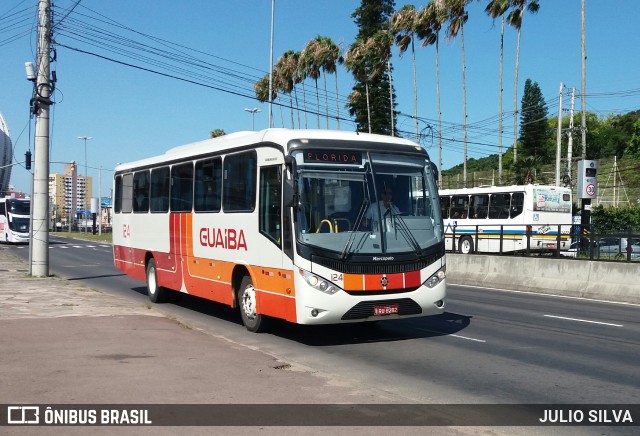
283;156;298;208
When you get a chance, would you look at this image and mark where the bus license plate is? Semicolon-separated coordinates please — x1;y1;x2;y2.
547;243;556;249
374;304;399;316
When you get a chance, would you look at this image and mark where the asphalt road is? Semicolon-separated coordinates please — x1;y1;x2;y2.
8;235;640;407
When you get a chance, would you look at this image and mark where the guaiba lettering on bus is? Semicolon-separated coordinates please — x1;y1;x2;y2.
199;227;248;250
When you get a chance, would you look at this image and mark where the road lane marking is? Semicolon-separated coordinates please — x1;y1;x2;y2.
449;334;486;343
416;328;486;343
452;283;640;307
543;314;623;327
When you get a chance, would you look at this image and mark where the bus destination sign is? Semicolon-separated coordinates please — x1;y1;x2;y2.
303;150;362;165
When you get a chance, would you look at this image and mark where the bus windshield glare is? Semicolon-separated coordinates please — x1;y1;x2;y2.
293;151;443;255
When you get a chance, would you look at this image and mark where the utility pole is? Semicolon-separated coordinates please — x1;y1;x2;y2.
31;0;52;277
555;83;564;187
581;0;587;159
267;0;275;128
567;87;575;182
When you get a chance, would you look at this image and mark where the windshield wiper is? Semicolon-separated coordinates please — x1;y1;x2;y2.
340;197;369;261
391;212;422;256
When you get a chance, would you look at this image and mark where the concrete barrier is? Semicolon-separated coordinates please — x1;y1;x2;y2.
446;253;640;304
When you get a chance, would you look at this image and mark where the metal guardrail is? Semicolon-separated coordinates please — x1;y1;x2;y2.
446;223;640;262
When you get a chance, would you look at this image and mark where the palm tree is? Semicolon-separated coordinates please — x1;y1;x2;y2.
390;5;419;140
508;0;540;164
292;51;307;129
318;37;343;129
511;154;539;184
254;73;273;103
274;52;296;128
417;1;447;186
485;0;510;183
344;39;372;133
369;30;394;136
446;0;471;187
301;38;323;128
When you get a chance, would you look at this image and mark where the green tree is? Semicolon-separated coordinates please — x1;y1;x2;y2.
210;129;226;138
345;32;392;134
348;0;397;135
519;78;549;162
627;117;640;158
591;205;640;234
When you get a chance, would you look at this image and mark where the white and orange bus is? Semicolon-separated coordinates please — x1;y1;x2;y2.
113;129;446;332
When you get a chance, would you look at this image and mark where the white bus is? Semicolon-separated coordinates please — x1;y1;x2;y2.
112;129;446;332
0;197;30;244
439;185;572;254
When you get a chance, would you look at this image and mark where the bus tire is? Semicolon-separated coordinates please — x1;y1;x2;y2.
146;258;168;303
238;275;269;333
459;236;474;254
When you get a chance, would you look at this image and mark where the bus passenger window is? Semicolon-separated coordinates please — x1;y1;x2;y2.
150;167;170;212
114;175;122;213
195;158;221;212
510;192;524;218
471;194;489;219
133;171;150;213
489;193;510;219
439;196;450;219
223;151;256;212
121;173;133;213
171;163;193;212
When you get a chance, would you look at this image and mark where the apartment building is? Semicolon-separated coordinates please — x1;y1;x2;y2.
48;161;92;227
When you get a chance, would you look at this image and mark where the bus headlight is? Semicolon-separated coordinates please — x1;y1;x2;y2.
423;267;446;288
299;269;340;295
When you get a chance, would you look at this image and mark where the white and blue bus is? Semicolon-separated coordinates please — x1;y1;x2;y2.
0;197;30;244
439;185;572;254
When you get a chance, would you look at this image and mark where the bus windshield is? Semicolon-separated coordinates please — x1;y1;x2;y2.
7;199;30;215
294;151;443;255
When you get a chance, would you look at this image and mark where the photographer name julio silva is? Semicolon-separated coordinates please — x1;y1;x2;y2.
540;409;633;424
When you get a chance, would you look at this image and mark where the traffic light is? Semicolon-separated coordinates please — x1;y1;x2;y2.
25;150;32;170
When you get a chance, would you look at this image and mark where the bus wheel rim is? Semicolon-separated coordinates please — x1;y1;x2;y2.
242;285;257;320
148;266;156;295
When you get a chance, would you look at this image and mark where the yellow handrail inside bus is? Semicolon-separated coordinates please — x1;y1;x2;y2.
316;219;334;233
332;218;351;232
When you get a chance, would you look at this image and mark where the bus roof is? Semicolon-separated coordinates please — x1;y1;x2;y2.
114;128;424;173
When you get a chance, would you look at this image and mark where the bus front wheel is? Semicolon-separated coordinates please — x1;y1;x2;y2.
146;258;168;303
459;236;474;254
238;275;269;333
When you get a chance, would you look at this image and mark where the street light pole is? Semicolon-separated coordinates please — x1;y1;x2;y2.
244;108;261;130
78;136;92;232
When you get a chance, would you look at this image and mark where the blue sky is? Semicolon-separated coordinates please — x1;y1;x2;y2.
1;0;639;196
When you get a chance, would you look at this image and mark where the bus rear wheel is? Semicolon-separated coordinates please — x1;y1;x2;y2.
458;236;474;254
238;275;269;333
146;258;168;303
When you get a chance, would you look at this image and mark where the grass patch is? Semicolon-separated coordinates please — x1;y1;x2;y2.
57;231;113;243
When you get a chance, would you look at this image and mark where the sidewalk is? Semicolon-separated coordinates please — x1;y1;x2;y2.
0;246;387;405
0;247;473;434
